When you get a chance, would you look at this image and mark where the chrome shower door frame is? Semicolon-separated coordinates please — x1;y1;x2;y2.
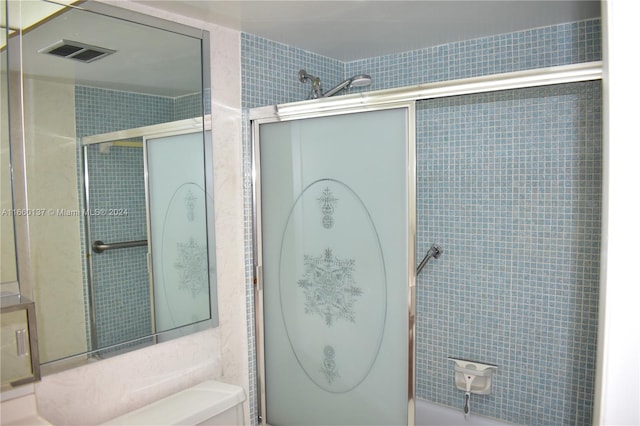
251;100;417;426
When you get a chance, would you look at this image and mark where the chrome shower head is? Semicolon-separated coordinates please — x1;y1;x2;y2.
348;74;372;88
299;69;372;99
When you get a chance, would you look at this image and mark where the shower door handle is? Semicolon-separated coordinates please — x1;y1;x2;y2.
255;265;263;291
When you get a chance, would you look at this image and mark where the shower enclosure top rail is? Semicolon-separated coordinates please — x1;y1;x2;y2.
250;61;602;121
82;115;211;145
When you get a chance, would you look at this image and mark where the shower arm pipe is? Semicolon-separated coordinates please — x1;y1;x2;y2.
299;69;324;98
250;61;602;120
299;70;372;98
417;244;442;276
323;78;354;98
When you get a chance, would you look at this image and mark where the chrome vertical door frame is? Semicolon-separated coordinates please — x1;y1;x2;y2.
251;118;267;424
251;100;417;425
81;145;99;352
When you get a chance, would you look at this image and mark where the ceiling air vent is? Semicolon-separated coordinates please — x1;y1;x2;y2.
38;40;115;63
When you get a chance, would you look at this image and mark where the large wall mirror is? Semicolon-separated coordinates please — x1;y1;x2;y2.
1;0;216;378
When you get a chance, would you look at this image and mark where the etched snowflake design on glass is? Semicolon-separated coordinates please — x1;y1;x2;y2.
320;345;339;384
317;187;338;229
174;237;208;297
298;248;362;326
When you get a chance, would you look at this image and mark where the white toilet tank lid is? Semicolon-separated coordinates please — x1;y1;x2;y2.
103;380;246;425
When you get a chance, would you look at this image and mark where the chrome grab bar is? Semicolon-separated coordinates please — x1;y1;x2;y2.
92;239;148;253
417;243;442;275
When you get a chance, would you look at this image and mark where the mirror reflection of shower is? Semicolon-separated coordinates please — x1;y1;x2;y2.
299;69;372;99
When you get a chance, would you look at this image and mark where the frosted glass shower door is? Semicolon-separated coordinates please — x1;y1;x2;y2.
145;131;211;335
257;106;412;425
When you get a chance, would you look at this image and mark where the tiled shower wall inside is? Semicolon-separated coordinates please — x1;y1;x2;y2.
415;81;601;425
242;17;602;426
75;86;201;350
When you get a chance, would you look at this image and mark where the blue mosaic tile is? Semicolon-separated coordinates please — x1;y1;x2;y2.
415;82;601;425
241;33;343;108
346;19;602;93
174;92;204;120
85;143;150;349
75;86;174;138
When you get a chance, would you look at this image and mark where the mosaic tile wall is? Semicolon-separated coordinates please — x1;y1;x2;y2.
75;86;203;351
241;33;344;109
345;19;601;91
242;17;601;426
174;92;203;121
75;86;174;139
84;144;151;350
415;81;601;425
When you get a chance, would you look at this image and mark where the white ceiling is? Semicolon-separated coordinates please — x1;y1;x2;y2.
131;0;601;61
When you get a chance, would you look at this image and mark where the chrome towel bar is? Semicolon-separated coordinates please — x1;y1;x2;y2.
92;239;147;253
